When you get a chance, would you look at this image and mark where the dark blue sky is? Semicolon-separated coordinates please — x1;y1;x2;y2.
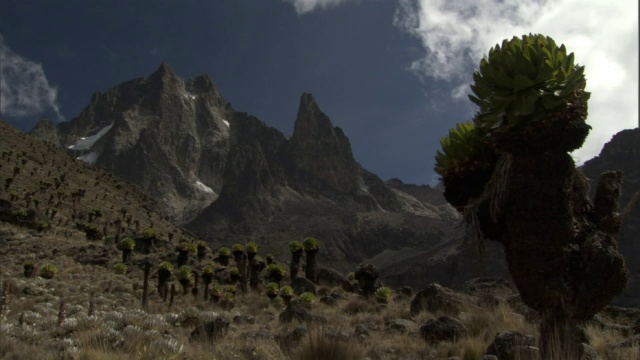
0;0;473;185
3;0;635;185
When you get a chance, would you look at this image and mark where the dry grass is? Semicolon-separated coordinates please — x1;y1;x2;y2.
289;328;365;360
1;122;638;359
2;230;639;360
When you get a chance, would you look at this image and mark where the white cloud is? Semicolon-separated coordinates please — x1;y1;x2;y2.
0;35;64;121
281;0;360;14
394;0;639;163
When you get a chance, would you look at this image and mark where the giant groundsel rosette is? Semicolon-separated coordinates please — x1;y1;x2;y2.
434;121;497;209
470;34;591;154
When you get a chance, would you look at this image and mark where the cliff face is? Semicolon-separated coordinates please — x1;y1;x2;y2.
581;128;640;307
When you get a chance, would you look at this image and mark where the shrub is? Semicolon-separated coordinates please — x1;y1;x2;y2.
40;263;58;279
279;285;295;297
245;241;258;254
142;227;155;239
177;266;194;286
375;287;393;303
289;241;303;253
176;241;196;253
303;237;320;251
113;263;128;275
232;244;245;253
218;247;231;256
266;264;286;284
299;292;316;305
117;237;136;251
266;282;279;297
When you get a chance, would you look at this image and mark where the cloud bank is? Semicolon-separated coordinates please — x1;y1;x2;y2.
394;0;639;163
281;0;360;14
0;35;64;121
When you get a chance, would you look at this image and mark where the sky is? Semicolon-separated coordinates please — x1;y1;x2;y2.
0;0;638;186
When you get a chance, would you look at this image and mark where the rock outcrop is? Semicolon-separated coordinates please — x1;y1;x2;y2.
581;128;640;307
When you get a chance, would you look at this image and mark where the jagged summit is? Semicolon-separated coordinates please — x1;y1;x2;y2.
291;93;360;194
148;62;180;82
294;93;334;136
30;63;234;223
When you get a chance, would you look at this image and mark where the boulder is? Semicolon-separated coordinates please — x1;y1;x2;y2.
277;325;309;350
387;319;417;334
279;300;326;324
419;316;467;344
485;331;537;360
355;263;379;297
291;276;317;295
189;316;230;341
410;283;468;316
316;267;351;291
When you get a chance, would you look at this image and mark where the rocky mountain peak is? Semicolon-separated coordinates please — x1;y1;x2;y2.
294;93;334;137
147;62;184;93
291;93;360;193
30;63;234;223
187;74;216;93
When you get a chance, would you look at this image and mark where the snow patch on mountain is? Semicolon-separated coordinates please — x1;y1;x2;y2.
77;151;100;164
68;123;113;150
183;92;197;100
195;180;214;194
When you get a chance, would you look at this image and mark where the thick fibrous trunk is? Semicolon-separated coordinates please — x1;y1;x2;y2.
233;252;248;293
290;250;302;279
304;249;318;283
495;152;628;357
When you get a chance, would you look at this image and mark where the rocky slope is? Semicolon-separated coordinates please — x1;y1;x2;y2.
581;128;640;307
185;93;475;283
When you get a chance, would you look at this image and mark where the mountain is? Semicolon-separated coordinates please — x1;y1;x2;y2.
31;63;233;223
581;128;640;307
30;63;506;288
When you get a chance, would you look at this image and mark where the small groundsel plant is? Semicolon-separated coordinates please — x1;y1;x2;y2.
232;243;245;253
177;266;194;285
142;227;155;239
299;292;316;305
217;247;231;256
375;287;393;304
40;263;58;279
289;241;303;253
265;282;279;299
279;285;294;298
117;237;136;251
302;237;320;251
266;264;286;284
176;241;196;253
245;241;258;254
113;263;128;275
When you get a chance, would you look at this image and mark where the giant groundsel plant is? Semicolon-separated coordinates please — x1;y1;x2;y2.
435;34;633;359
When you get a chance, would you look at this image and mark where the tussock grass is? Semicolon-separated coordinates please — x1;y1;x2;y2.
290;328;364;360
